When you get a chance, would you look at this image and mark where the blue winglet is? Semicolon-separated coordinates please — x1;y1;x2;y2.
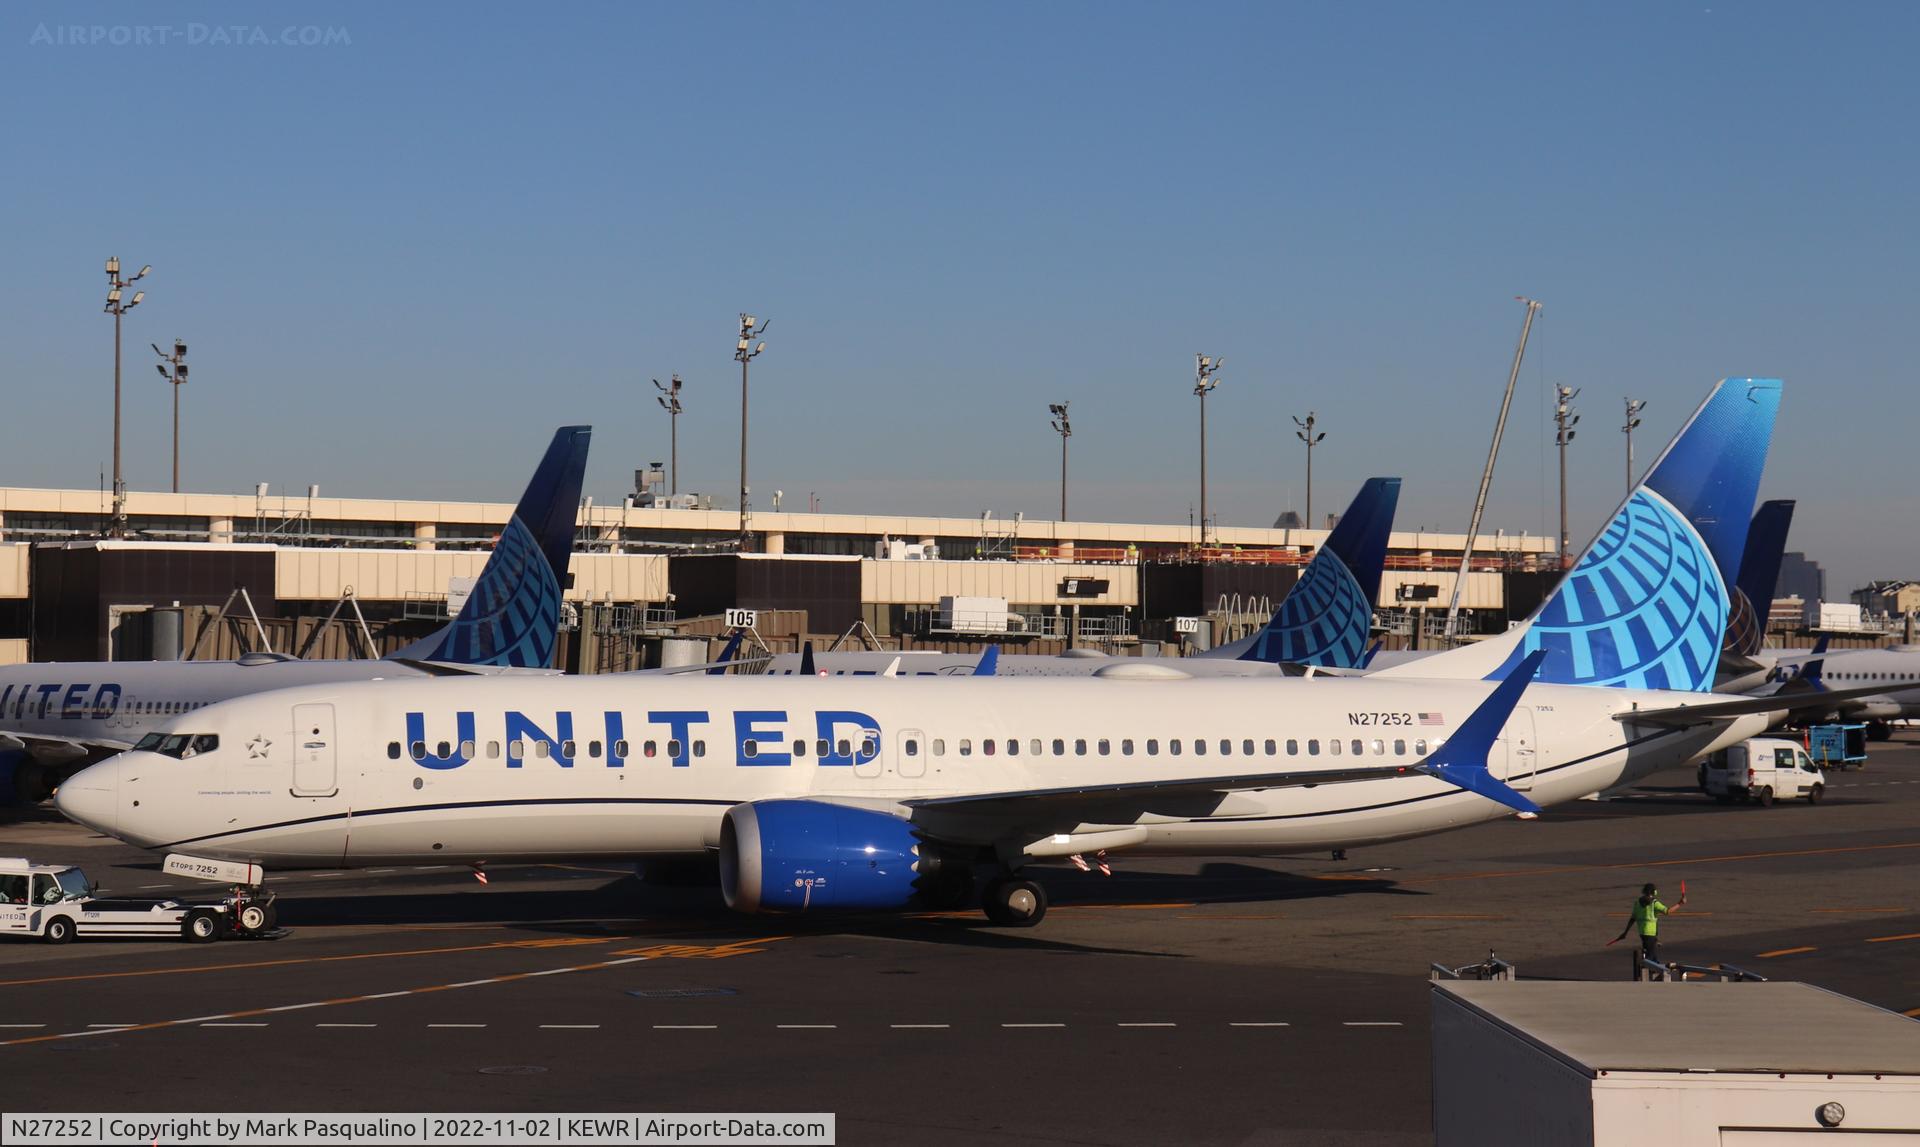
1799;636;1829;692
973;645;1000;677
708;629;745;675
799;640;817;676
1417;649;1547;816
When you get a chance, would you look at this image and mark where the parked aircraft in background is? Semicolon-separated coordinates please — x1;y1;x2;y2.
765;478;1402;678
0;426;590;802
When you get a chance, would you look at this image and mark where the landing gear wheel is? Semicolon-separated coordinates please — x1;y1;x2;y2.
43;916;74;945
1868;722;1893;742
237;902;271;932
982;878;1048;927
1758;786;1775;808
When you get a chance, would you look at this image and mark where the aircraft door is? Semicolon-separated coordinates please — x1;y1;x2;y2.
291;702;339;797
1498;706;1537;791
897;729;926;778
852;724;883;780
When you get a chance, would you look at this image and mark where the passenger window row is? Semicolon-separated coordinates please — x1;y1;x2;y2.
914;736;1430;759
379;733;1434;764
129;700;205;715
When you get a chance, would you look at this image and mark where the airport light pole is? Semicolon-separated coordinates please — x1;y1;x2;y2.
1193;354;1223;549
1623;397;1646;494
1554;385;1580;568
102;257;150;537
653;374;683;495
1442;296;1541;642
153;339;188;493
1292;411;1326;529
734;314;769;548
1048;402;1071;521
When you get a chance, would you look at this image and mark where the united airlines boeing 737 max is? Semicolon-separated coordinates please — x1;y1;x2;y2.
60;381;1830;928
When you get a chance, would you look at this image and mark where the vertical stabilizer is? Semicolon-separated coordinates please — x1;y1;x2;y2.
387;425;591;668
1725;499;1796;658
1236;477;1401;668
1377;380;1781;691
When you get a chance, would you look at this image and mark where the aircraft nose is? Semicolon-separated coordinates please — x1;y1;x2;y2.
54;757;120;835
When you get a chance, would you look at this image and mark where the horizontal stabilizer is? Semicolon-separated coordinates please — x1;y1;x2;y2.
1415;649;1546;816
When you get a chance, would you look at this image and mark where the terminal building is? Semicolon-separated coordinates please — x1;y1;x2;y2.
0;480;1567;670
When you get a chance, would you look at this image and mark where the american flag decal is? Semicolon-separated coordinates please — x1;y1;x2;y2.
1418;712;1444;726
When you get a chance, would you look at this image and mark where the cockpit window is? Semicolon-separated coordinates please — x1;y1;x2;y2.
146;734;217;759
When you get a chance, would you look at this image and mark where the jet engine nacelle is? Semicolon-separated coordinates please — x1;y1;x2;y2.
719;799;929;913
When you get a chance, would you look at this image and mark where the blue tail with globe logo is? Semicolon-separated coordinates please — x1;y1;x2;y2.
1238;477;1400;669
388;425;591;669
1376;379;1782;692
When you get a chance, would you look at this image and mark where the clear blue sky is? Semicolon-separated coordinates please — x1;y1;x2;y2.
4;2;1914;593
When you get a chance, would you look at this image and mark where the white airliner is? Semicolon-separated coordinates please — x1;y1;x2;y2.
0;426;590;803
58;379;1839;927
1770;645;1920;737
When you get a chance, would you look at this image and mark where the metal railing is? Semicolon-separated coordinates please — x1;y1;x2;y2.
1430;951;1518;982
401;592;450;621
1635;956;1767;983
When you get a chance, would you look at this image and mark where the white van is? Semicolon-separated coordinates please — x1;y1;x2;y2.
1701;738;1825;806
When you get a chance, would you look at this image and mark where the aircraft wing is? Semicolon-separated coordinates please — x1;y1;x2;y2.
904;760;1432;817
0;731;132;764
1616;683;1898;728
387;660;566;678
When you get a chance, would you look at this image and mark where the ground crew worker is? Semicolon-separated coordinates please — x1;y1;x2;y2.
1614;882;1684;972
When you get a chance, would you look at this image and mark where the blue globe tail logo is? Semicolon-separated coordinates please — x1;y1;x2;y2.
1499;489;1727;692
1254;546;1372;669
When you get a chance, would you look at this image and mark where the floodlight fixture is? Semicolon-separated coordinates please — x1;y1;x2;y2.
1292;411;1327;528
1554;384;1581;566
733;313;771;545
1193;354;1226;546
652;374;685;493
1623;397;1648;492
154;335;190;492
102;255;153;534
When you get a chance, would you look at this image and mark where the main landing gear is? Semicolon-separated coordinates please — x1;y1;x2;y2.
982;876;1048;927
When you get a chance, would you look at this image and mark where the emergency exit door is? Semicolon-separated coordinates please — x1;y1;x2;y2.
291;702;339;797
